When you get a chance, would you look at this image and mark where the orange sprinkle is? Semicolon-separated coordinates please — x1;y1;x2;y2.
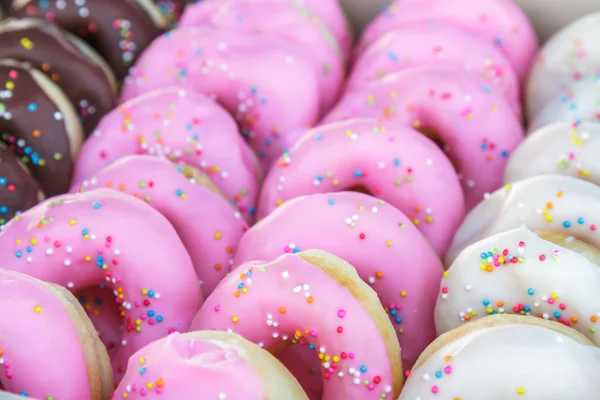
279;307;286;314
307;296;314;303
591;316;598;323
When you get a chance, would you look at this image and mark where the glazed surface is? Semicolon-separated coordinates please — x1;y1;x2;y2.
258;119;465;255
505;122;600;186
120;26;322;171
73;155;248;295
0;189;202;381
324;67;524;210
399;323;600;399
191;252;399;399
446;175;600;265
436;227;600;344
73;88;260;223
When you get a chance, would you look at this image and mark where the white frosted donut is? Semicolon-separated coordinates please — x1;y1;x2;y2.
529;79;600;131
505;122;600;185
526;13;600;122
445;175;600;265
398;315;600;399
436;227;600;345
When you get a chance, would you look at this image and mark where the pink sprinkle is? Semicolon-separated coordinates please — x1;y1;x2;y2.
440;92;452;100
368;384;375;390
44;235;50;242
310;330;317;337
114;277;121;284
349;353;355;359
283;246;291;253
548;298;555;304
444;366;452;374
140;388;146;396
431;385;439;394
215;305;221;312
148;319;155;325
168;328;177;334
141;313;147;320
135;301;141;307
4;362;9;367
328;367;334;373
389;304;396;310
5;371;12;379
9;70;17;79
338;310;346;318
156;388;163;394
131;384;137;391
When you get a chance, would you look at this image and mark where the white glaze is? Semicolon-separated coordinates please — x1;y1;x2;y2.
445;175;600;265
436;227;600;344
398;323;600;399
505;122;600;186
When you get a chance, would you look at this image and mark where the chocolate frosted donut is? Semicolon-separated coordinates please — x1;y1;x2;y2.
0;18;117;135
7;0;167;79
0;59;83;196
153;0;188;25
0;142;44;227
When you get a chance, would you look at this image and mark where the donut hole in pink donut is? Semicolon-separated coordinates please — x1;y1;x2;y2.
345;185;372;195
75;285;122;358
415;126;446;150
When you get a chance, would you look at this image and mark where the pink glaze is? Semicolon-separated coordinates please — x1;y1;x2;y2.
348;24;521;117
258;119;464;255
324;67;524;210
357;0;538;82
237;192;443;372
191;252;398;399
112;332;265;399
0;270;93;399
0;189;202;382
120;27;322;171
72;155;248;295
302;0;352;59
179;0;345;112
73;88;260;223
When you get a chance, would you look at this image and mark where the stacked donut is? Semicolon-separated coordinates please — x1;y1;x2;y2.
2;1;600;400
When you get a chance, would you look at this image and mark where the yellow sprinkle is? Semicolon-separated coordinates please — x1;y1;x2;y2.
413;120;421;129
6;81;14;90
140;357;146;365
84;256;91;262
276;199;283;206
386;240;393;247
333;356;340;362
517;387;525;395
232;316;239;323
141;289;148;295
400;291;407;297
69;219;76;225
34;306;42;313
30;238;37;245
443;271;449;277
20;37;34;49
214;232;222;240
146;383;153;390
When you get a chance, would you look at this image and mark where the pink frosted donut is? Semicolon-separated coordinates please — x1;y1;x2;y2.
179;0;344;112
348;24;521;117
112;331;309;399
258;118;464;255
0;269;112;399
236;191;443;372
72;155;248;296
191;250;404;399
120;27;322;171
73;88;260;223
0;189;202;381
357;0;538;82
324;67;524;210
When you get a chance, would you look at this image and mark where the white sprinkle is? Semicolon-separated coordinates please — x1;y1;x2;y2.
282;271;289;278
64;259;71;266
353;378;360;385
423;373;431;381
46;248;53;255
293;286;302;293
465;284;472;291
67;282;74;288
218;393;227;400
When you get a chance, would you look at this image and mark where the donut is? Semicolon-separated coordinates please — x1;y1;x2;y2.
113;331;309;399
236;191;443;372
357;0;538;83
526;13;600;123
0;269;112;399
179;0;345;113
347;24;521;117
0;18;117;135
0;143;44;227
73;88;260;223
398;314;600;399
323;67;524;210
513;0;600;42
0;59;83;196
437;226;600;345
119;27;322;171
445;175;600;266
191;250;403;399
6;0;168;80
0;189;202;381
528;79;600;131
505;122;600;186
258;118;465;255
73;155;248;296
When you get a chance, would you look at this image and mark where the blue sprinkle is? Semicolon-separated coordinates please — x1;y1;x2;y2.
563;221;571;228
578;217;585;224
354;170;362;178
360;365;367;373
501;150;509;158
315;134;323;141
148;290;155;297
15;250;22;258
393;158;400;166
435;370;443;379
527;288;535;295
395;317;402;324
265;138;272;145
554;311;561;318
483;299;490;306
140;367;146;375
148;310;155;317
176;189;184;196
524;305;530;312
79;296;86;304
249;207;256;215
95;298;102;305
0;177;6;185
27;103;37;112
26;247;32;253
237;283;244;289
0;206;7;214
157;316;164;323
92;202;101;209
24;147;32;155
328;199;336;205
309;344;315;350
390;309;397;316
82;228;89;236
292;248;300;254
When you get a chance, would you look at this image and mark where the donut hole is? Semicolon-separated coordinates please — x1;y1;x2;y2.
75;285;122;357
417;126;446;151
537;231;600;266
345;185;372;195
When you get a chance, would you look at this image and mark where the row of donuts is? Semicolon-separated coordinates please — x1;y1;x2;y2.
0;0;188;224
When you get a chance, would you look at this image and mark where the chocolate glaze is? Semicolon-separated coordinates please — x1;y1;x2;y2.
0;60;75;196
7;0;167;79
0;142;43;226
0;18;117;135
